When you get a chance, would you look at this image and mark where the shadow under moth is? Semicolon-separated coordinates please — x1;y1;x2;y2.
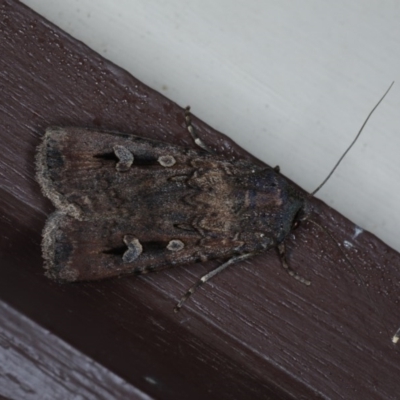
36;84;395;318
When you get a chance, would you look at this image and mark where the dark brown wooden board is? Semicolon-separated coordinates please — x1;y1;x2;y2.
1;1;400;399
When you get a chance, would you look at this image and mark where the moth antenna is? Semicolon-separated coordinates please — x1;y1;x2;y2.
309;82;395;343
308;218;392;343
311;81;394;196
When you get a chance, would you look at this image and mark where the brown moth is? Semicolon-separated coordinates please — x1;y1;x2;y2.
35;85;393;312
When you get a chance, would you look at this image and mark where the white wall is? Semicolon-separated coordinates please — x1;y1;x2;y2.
22;0;400;252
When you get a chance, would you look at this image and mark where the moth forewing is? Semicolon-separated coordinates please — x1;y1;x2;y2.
36;126;308;285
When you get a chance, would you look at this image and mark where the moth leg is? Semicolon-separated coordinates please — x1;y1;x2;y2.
274;165;280;173
174;253;254;312
184;106;215;154
277;243;311;285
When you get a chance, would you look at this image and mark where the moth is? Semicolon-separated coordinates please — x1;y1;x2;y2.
36;85;393;312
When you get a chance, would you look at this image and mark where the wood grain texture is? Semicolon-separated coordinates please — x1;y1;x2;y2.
1;1;400;399
0;302;150;399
